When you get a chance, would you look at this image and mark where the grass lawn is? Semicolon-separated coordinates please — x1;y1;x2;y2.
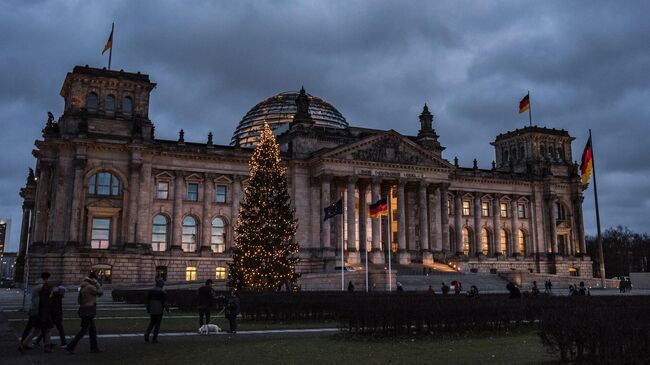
16;329;559;365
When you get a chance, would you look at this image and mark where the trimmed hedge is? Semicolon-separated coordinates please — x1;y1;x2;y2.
112;289;650;363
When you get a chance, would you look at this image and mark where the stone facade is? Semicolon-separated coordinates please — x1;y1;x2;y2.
17;66;592;286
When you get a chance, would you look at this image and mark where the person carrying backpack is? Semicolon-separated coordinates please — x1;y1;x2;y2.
66;272;103;354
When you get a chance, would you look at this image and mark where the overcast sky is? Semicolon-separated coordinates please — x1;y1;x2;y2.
1;1;648;252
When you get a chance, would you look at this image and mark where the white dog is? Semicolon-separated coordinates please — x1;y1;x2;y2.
198;324;221;335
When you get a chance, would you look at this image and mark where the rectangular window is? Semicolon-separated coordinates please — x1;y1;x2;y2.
215;185;227;203
185;266;197;281
462;201;471;216
500;203;508;218
91;218;111;249
215;267;227;280
481;202;490;217
517;203;526;219
447;199;452;215
187;183;199;201
156;182;169;200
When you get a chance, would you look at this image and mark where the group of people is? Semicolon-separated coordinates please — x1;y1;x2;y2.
568;281;589;296
19;271;103;354
619;277;633;293
19;272;241;355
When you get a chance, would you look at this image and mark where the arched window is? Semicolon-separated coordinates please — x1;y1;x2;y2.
88;172;120;196
481;228;490;255
548;146;555;159
557;147;565;161
152;215;169;252
518;230;526;255
462;227;470;256
106;95;115;111
123;96;133;114
499;229;508;255
540;144;546;157
86;92;98;109
211;217;226;253
511;148;517;161
555;202;567;221
182;216;198;252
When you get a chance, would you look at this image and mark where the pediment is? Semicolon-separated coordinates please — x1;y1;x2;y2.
87;198;120;209
155;171;174;180
214;175;233;184
185;173;204;182
319;131;452;168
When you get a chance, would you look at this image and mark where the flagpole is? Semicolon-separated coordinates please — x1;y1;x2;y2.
528;90;533;127
387;191;392;292
341;195;345;291
108;22;114;70
590;129;606;288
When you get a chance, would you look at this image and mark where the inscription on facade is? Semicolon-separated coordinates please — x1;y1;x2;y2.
355;169;424;179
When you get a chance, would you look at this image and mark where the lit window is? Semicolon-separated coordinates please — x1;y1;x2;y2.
185;266;197;281
518;230;526;255
215;185;227;203
91;218;110;249
86;92;98;109
499;229;508;255
447;199;452;215
89;172;120;196
152;215;168;252
123;96;133;114
500;203;508;218
462;201;471;216
462;228;470;256
211;217;226;253
106;95;115;110
481;202;490;217
182;216;198;252
481;228;489;255
215;267;227;280
187;183;198;201
517;203;526;219
156;182;169;200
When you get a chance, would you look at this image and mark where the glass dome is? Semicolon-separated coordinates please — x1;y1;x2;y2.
231;91;348;147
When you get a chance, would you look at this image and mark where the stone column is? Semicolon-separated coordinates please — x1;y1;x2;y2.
346;177;359;263
510;197;520;256
492;195;501;256
69;158;86;243
396;180;408;264
575;196;586;254
320;175;332;251
548;196;558;254
50;155;73;243
432;186;442;252
454;192;463;256
358;181;368;255
135;162;152;244
171;171;184;250
419;183;432;265
472;194;481;256
127;162;141;244
18;205;31;257
440;184;450;254
33;162;53;244
230;175;242;248
370;178;384;263
202;174;213;253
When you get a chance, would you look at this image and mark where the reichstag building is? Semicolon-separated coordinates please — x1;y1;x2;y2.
16;66;592;285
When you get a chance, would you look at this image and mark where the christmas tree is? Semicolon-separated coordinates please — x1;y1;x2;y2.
229;123;300;290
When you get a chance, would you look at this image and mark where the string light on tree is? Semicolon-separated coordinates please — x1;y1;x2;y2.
229;123;300;290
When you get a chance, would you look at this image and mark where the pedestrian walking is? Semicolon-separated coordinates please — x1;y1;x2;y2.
66;272;103;354
37;285;66;348
225;290;241;334
347;280;354;292
396;282;404;292
467;285;479;298
547;279;553;293
19;272;53;353
531;281;540;296
544;280;550;293
427;285;434;294
441;282;450;295
145;278;168;344
197;279;216;327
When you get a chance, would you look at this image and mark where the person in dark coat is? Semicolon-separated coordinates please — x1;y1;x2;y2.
197;279;215;327
19;272;51;348
145;278;168;343
531;281;540;296
20;273;54;353
427;285;434;294
66;272;103;354
225;290;241;334
36;285;66;348
347;280;354;292
577;282;587;296
506;282;521;299
441;282;450;295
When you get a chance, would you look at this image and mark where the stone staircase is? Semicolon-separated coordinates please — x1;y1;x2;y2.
397;272;510;293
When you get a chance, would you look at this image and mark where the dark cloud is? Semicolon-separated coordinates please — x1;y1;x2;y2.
1;1;648;251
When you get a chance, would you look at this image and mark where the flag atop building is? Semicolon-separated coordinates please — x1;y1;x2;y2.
102;25;113;54
580;136;593;188
519;93;530;113
324;198;343;221
369;198;388;218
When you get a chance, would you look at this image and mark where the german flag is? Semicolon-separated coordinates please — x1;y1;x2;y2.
102;26;113;55
519;93;530;113
369;198;388;218
579;136;593;188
